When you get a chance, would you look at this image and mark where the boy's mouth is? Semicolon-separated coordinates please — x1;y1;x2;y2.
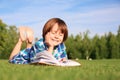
51;39;60;43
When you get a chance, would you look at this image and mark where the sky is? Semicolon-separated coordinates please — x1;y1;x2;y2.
0;0;120;38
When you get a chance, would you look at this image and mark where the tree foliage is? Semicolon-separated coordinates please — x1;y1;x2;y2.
65;26;120;59
0;20;18;59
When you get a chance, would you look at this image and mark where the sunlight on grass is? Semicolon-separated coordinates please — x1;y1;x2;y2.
0;59;120;80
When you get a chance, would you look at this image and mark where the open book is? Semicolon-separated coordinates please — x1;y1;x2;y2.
31;51;81;66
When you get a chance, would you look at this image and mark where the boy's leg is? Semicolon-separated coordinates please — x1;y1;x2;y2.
9;27;34;60
9;27;24;60
19;27;27;41
9;27;26;60
26;27;34;48
19;26;34;44
9;38;22;60
26;27;34;44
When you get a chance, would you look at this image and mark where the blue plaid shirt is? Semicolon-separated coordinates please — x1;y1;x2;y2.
9;38;68;64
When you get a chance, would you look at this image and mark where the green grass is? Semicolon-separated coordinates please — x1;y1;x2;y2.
0;59;120;80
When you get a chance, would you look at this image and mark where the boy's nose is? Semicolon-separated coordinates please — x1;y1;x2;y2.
55;35;58;38
54;34;59;38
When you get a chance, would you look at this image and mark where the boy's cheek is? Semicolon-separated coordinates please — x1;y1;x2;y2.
45;33;50;40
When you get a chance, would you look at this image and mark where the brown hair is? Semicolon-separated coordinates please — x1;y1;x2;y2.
42;18;68;42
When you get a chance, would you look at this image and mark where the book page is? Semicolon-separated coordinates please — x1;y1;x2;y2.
31;51;81;66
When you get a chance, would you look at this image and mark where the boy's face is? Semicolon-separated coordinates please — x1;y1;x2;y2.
45;23;64;46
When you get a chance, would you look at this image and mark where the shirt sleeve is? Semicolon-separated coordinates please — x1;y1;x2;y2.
33;39;45;53
29;38;46;61
60;43;68;59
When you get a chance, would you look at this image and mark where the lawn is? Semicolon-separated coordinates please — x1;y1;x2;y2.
0;59;120;80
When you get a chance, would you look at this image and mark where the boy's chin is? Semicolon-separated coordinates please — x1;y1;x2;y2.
54;43;61;46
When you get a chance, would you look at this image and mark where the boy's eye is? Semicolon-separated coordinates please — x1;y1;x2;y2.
59;34;63;36
52;32;56;34
50;31;63;36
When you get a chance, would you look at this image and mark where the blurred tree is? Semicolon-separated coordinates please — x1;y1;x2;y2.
73;33;82;59
81;30;91;59
65;34;75;59
98;36;108;59
2;26;18;59
90;34;100;59
106;32;119;59
0;20;7;58
116;25;120;58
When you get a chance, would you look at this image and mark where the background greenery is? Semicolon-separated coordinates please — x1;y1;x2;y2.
0;19;120;59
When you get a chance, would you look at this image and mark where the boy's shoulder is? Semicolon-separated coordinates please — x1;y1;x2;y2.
38;38;44;41
57;43;66;50
35;38;44;45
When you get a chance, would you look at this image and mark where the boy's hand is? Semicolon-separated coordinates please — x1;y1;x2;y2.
45;32;55;48
45;32;55;53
